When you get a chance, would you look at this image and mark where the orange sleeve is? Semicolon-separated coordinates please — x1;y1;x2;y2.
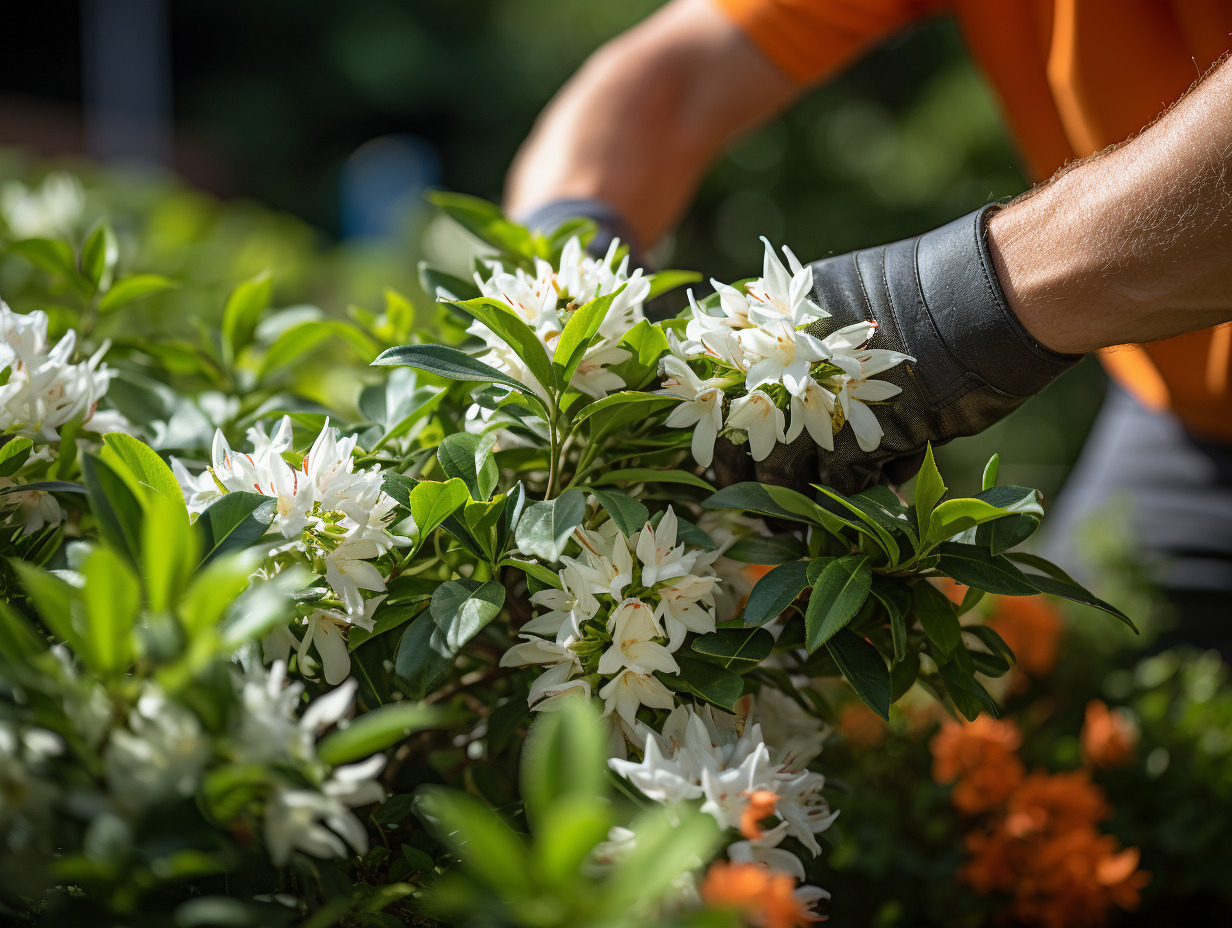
713;0;949;85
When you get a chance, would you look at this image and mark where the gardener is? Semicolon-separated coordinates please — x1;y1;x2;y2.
504;0;1232;648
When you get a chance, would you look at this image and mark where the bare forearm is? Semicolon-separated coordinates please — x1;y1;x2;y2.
990;56;1232;354
504;0;799;248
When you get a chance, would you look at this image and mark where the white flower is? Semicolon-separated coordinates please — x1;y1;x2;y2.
324;537;389;617
0;302;116;445
608;735;703;805
103;686;210;812
0;477;63;534
745;237;827;329
598;669;675;725
726;391;786;462
1;172;85;239
659;354;726;468
835;346;913;453
297;595;384;685
784;377;837;451
234;662;356;766
733;321;831;393
264;754;384;866
467;235;648;400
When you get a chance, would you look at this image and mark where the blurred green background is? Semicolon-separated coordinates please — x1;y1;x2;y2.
0;0;1106;499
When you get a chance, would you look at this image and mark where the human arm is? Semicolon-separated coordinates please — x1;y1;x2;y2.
989;54;1232;354
734;55;1232;494
503;0;803;249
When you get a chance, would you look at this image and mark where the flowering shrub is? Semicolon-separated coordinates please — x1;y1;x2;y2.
0;182;1137;926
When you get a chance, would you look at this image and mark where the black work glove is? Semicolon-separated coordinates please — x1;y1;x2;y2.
517;198;647;269
714;204;1082;496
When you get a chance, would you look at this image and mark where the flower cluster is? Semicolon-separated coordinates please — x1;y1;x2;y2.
0;301;123;533
610;699;834;920
660;239;911;466
932;716;1149;927
464;236;649;399
173;418;405;682
500;506;719;728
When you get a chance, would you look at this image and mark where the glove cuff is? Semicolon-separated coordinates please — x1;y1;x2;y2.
916;203;1082;397
515;197;640;262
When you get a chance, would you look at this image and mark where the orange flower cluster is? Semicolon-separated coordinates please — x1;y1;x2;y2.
932;717;1149;927
701;862;824;928
987;596;1064;690
1081;699;1138;769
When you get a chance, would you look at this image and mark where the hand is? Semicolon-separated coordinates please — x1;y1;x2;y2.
714;205;1081;496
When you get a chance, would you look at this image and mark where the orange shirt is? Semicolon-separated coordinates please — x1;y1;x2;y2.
716;0;1232;441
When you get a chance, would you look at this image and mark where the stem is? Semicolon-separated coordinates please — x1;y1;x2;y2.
544;398;561;500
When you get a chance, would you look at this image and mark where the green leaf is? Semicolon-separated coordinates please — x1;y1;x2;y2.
913;443;946;537
372;344;550;416
451;297;555;397
690;627;774;671
813;484;899;563
1004;553;1137;631
590;488;649;538
498;557;562;589
967;624;1016;670
9;238;79;279
82;453;143;563
429;579;505;651
143;491;201;614
589;467;715;492
196;492;276;565
553;289;621;390
938;660;997;720
396;477;470;541
927;497;1013;546
827;628;890;720
11;560;80;648
102;433;187;512
98;274;176;313
724;534;807;564
256;320;334;380
81;545;140;674
644;269;702;300
742;561;808;626
0;438;34;477
982;453;1000;491
805;555;872;652
520;697;607;828
348;601;426;651
703;482;847;539
571;391;675;426
437;433;499;501
936;543;1039;596
81;221;118;290
394;613;454;700
414;786;530;893
419;261;480;302
658;655;743;711
890;649;919;701
317;703;442;766
912;581;962;658
0;602;47;664
514;488;585;561
221;270;273;367
871;581;912;663
978;513;1041;555
427;190;534;256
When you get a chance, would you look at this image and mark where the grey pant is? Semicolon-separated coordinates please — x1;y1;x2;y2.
1039;386;1232;655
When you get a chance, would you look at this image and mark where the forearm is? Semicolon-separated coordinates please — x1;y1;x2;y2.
504;0;799;248
989;56;1232;354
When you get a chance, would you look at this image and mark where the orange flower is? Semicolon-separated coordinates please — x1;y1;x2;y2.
986;596;1064;679
740;790;780;840
931;716;1026;814
1004;769;1109;838
1081;699;1138;769
836;701;887;748
938;577;968;604
701;862;823;928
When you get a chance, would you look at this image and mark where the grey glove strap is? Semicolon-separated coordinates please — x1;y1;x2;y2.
516;197;639;260
811;204;1080;406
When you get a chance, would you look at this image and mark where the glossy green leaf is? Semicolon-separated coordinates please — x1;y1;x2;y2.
936;542;1039;596
143;491;201;614
430;579;505;651
0;437;34;477
221;270;273;367
498;557;561;589
589;467;714;492
644;269;702;300
82;453;143;563
1005;552;1137;631
913;443;946;536
520;697;607;828
982;453;1000;491
658;655;744;711
372;343;549;416
427;190;534;256
317;703;442;766
437;433;499;501
196;492;276;565
553;289;620;389
98;273;176;313
514;488;586;561
394;613;454;700
9;237;79;278
690;627;775;670
827;627;890;720
724;534;807;565
81;544;140;674
450;297;554;397
81;221;118;290
571;391;674;426
743;561;808;626
398;477;470;541
102;432;187;512
912;580;962;658
590;488;649;538
805;554;872;652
